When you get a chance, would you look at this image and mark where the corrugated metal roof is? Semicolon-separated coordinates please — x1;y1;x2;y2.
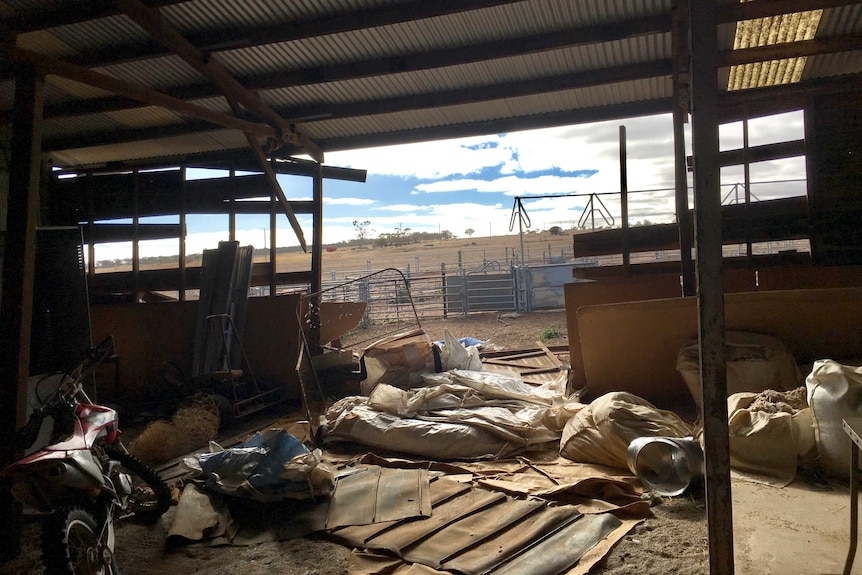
0;0;858;167
817;3;862;35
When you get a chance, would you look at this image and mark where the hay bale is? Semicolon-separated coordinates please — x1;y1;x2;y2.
129;395;220;466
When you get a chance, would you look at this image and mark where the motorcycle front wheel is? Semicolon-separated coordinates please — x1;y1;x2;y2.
42;506;118;575
106;447;171;521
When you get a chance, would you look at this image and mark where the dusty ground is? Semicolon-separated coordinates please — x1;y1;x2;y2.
1;310;708;575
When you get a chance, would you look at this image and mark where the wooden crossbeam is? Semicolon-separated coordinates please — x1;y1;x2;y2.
111;0;323;162
112;0;322;250
0;43;278;139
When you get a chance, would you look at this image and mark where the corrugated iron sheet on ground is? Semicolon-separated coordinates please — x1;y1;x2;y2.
326;466;432;529
333;477;622;575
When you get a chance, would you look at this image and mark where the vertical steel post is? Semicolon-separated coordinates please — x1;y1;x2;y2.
517;199;526;265
0;64;44;561
179;164;187;301
673;0;695;296
311;162;323;296
690;2;733;574
132;168;140;300
269;187;276;296
743;117;753;265
86;170;96;279
229;162;236;241
619;125;630;271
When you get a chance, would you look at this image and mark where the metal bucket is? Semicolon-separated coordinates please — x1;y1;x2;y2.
626;436;704;496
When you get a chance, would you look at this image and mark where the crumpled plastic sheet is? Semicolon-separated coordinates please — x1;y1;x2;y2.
324;369;581;460
436;329;483;372
191;429;325;500
419;369;560;403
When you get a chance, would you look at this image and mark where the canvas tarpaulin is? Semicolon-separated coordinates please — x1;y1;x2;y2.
324;369;579;460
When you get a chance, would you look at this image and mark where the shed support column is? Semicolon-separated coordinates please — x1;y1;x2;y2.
0;64;44;561
690;2;733;574
311;163;323;296
673;0;695;296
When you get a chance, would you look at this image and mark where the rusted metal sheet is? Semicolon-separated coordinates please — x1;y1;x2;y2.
326;466;431;529
333;475;621;575
333;478;472;545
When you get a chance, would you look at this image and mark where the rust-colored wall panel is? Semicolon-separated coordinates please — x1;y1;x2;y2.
564;275;683;391
576;288;862;408
90;293;301;403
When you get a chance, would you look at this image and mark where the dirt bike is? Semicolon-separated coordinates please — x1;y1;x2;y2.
1;336;172;575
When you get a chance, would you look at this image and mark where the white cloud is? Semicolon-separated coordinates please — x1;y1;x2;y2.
323;197;376;206
92;111;809;260
326;134;512;179
373;204;433;212
414;173;593;195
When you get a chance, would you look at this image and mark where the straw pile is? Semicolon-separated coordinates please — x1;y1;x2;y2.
128;394;220;466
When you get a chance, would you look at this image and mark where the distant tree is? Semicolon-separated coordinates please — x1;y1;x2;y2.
465;228;475;238
353;220;371;244
549;226;564;235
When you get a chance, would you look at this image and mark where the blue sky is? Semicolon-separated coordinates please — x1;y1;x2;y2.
98;110;807;260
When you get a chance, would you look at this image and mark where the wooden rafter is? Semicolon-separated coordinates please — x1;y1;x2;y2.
32;14;672;122
42;60;674;152
717;0;862;23
113;0;321;251
61;0;527;70
111;0;322;161
718;32;862;67
0;0;185;33
0;44;278;139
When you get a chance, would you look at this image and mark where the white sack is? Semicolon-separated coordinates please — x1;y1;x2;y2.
726;391;815;486
677;331;801;407
806;360;862;478
560;392;693;469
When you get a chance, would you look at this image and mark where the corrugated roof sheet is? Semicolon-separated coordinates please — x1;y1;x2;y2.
0;0;858;167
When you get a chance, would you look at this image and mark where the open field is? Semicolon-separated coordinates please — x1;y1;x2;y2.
250;230;581;283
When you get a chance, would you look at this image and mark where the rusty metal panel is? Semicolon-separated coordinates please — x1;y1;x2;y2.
326;466;431;529
333;475;622;575
487;513;621;575
402;499;545;568
332;477;472;545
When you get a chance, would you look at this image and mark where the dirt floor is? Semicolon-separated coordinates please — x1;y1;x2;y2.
0;310;709;575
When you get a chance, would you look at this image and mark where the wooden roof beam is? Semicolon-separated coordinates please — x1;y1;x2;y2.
32;13;672;122
63;0;526;69
718;32;862;67
112;0;322;159
0;0;185;34
717;0;862;23
0;43;278;139
42;60;674;153
112;0;315;250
